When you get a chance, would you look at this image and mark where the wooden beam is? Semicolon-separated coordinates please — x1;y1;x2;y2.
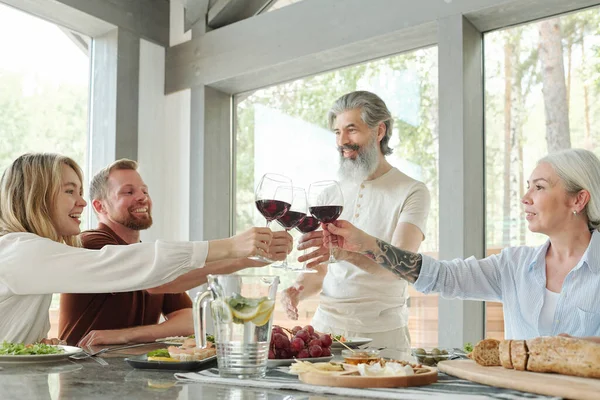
0;0;169;46
165;0;600;95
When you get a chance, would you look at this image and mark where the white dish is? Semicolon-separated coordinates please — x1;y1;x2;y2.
330;337;373;349
267;355;333;367
0;345;82;364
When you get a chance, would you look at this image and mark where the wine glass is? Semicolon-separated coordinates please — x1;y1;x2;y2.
307;180;344;264
251;173;293;263
292;212;320;273
273;187;307;270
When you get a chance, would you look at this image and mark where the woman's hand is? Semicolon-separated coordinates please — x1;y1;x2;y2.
322;220;376;254
229;227;273;259
267;231;293;261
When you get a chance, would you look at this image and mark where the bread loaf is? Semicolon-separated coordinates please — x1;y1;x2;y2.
499;339;513;369
526;336;600;379
510;340;528;371
472;338;501;366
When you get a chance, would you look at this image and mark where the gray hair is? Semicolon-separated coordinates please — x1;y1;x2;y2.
538;148;600;231
327;91;394;156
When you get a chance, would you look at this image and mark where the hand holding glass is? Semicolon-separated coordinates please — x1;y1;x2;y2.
252;173;293;263
307;180;344;264
274;187;310;271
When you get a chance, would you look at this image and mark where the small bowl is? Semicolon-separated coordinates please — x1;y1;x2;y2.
342;348;381;365
411;347;453;366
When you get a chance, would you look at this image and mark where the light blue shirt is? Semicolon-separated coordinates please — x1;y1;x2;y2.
414;230;600;339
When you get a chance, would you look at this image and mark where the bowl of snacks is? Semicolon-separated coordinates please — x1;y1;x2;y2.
342;348;381;365
411;347;453;366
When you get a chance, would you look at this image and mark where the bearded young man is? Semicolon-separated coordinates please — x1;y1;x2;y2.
280;91;431;349
59;160;292;346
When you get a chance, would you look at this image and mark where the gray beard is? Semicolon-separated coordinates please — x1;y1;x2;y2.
337;138;380;183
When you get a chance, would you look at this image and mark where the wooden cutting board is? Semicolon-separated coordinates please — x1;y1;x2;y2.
438;360;600;400
298;368;437;388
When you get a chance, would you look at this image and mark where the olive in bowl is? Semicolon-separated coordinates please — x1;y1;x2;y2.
411;347;452;366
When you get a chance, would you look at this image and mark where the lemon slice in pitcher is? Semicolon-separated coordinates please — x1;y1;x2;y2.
251;300;275;326
231;305;261;321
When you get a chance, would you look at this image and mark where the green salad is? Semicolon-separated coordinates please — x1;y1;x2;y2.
186;334;214;343
0;341;65;355
147;349;170;358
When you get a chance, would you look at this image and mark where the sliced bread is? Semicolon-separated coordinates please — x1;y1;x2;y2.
472;338;501;366
499;339;513;369
510;340;528;371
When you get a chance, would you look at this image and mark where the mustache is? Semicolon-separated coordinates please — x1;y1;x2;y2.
338;144;360;152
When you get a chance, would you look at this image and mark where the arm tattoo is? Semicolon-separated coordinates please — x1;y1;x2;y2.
362;239;423;283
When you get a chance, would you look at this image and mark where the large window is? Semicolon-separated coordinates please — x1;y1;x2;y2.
484;7;600;339
0;4;90;338
235;48;440;347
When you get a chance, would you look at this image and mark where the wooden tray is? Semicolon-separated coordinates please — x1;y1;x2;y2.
438;360;600;400
298;368;438;388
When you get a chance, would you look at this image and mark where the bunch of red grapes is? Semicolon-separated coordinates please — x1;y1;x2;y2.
269;324;333;359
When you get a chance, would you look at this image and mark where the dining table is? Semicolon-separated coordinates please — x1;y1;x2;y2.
0;343;562;400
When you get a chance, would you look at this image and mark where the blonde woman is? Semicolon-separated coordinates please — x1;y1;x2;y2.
318;148;600;339
0;153;278;344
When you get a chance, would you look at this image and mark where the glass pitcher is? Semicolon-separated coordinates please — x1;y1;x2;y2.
193;274;279;379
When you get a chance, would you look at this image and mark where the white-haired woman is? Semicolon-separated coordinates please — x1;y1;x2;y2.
0;153;280;344
319;148;600;339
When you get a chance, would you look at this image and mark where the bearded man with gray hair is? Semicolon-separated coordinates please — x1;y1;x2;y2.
280;91;430;349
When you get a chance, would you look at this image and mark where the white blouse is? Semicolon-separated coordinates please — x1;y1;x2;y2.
0;232;208;344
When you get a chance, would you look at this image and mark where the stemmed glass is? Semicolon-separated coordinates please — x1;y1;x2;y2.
273;187;307;270
251;173;293;263
292;212;320;273
307;180;344;264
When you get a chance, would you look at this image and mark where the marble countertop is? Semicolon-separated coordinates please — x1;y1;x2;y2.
0;344;347;400
0;344;558;400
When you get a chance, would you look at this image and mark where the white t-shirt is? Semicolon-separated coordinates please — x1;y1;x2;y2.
538;289;560;336
0;232;208;344
311;167;430;337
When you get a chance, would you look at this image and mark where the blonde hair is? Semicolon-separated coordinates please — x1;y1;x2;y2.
0;153;83;246
89;159;138;202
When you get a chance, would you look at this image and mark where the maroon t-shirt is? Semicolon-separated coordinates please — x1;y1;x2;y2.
58;223;192;345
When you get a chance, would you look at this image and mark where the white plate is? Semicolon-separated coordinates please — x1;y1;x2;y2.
0;345;82;364
330;337;373;349
267;355;333;367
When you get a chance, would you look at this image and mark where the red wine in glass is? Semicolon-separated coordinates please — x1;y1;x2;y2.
307;180;344;264
277;210;306;230
293;214;320;273
252;173;293;263
308;206;343;224
256;199;290;221
296;215;320;233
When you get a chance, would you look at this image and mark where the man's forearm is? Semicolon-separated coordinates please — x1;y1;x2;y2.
360;238;423;284
112;309;194;343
